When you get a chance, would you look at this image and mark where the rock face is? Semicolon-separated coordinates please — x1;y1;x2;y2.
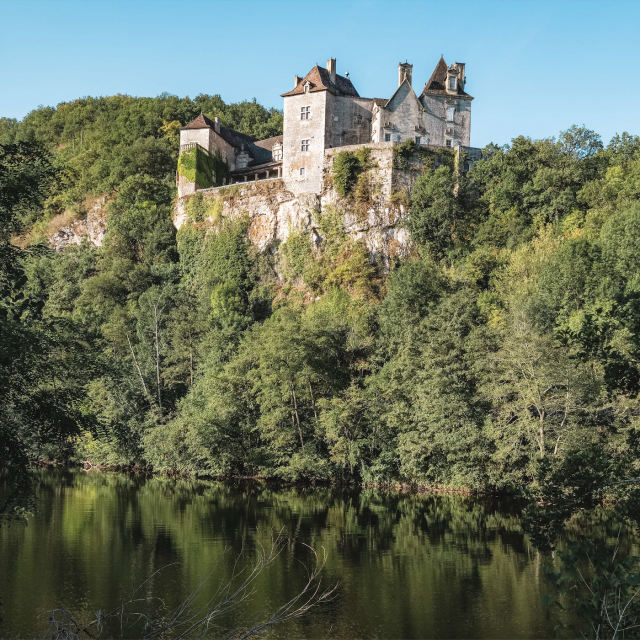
173;144;428;268
49;197;109;251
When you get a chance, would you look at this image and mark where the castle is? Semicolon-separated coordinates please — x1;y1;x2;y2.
177;56;480;197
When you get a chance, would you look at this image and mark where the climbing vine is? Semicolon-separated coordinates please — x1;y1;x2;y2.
178;146;231;189
332;147;374;198
393;139;457;171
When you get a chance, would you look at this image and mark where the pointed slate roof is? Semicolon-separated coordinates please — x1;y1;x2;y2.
420;57;473;99
425;56;449;92
282;64;359;97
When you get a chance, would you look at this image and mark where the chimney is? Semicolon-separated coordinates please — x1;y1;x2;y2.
398;61;413;87
454;63;465;90
294;75;301;88
327;58;336;84
214;116;221;133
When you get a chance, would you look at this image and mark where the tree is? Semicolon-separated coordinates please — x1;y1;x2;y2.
405;166;469;259
482;311;602;486
0;142;87;523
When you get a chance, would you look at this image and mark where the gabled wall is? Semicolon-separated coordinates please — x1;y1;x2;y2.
379;82;426;144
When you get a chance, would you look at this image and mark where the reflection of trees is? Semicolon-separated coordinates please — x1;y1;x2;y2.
3;470;557;638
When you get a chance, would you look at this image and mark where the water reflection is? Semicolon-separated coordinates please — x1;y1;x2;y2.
1;469;552;639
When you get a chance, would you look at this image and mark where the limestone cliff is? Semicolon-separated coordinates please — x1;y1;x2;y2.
49;196;108;251
172;144;422;268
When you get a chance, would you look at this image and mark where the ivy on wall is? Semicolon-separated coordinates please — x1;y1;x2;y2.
393;139;456;171
332;147;373;198
178;146;231;189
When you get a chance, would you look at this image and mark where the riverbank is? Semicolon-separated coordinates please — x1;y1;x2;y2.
32;457;512;496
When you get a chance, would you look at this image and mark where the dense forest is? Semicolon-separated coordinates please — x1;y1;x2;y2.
2;93;640;512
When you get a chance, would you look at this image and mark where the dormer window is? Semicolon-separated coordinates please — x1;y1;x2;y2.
449;77;456;90
301;106;311;120
273;145;282;161
303;81;311;93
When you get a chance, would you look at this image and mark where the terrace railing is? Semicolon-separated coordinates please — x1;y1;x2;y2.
179;141;213;156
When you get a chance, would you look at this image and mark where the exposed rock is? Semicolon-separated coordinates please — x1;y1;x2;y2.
49;197;108;251
173;146;420;269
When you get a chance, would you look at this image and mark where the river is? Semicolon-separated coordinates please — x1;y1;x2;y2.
1;468;556;638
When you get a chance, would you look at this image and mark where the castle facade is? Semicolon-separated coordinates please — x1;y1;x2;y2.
177;56;478;197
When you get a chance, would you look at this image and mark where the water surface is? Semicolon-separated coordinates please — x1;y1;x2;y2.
1;469;553;638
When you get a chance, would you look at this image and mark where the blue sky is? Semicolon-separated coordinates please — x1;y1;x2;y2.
1;0;638;148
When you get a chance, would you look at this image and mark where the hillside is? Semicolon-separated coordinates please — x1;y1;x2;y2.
3;93;640;503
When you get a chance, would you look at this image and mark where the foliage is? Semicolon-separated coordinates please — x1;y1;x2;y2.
543;541;640;639
0;143;92;523
6;99;640;555
406;165;473;260
332;148;373;198
394;139;456;171
0;93;282;222
520;438;640;637
178;146;230;189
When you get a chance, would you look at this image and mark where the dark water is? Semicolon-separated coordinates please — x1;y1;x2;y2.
1;469;554;639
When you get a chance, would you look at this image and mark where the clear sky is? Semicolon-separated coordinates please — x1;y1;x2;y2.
1;0;638;148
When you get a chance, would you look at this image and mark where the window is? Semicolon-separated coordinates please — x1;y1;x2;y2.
463;163;470;171
415;136;421;144
273;147;282;161
384;133;391;142
446;107;455;122
446;139;452;147
449;77;456;90
300;106;311;120
301;139;310;151
300;167;305;176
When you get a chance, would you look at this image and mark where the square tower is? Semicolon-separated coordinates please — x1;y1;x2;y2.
281;59;360;193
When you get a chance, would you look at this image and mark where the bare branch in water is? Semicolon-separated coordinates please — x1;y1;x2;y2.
43;531;336;640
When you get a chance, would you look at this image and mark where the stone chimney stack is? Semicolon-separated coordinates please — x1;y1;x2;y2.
214;116;221;134
398;61;413;87
327;58;337;84
454;63;465;90
294;75;301;88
